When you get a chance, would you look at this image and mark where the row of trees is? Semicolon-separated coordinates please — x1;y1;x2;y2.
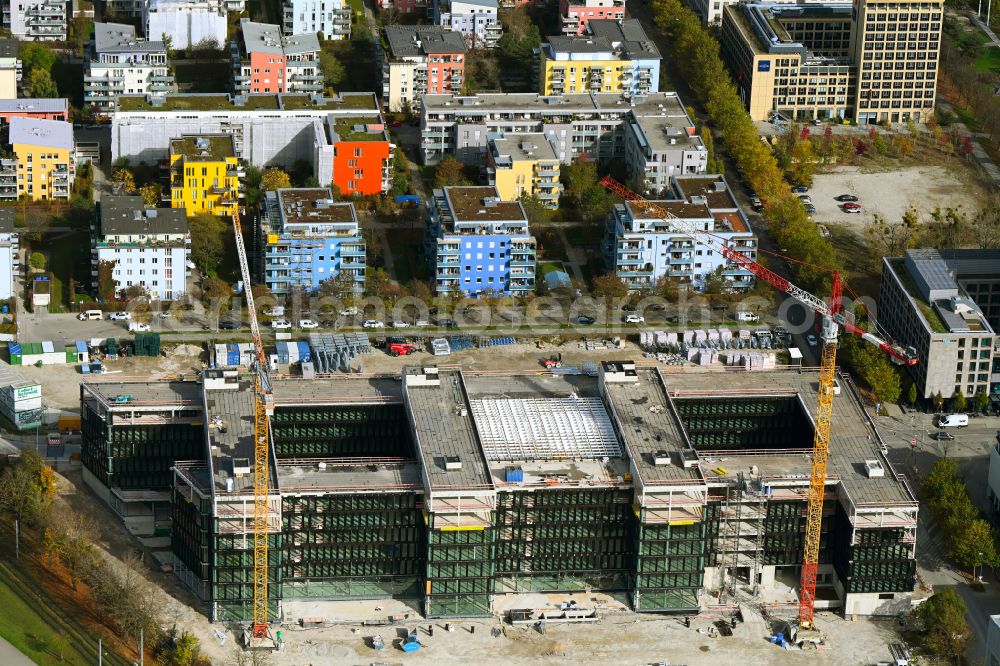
651;0;838;295
0;452;215;665
921;459;998;572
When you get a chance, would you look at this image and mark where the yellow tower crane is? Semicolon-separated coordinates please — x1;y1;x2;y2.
599;177;918;628
231;209;275;641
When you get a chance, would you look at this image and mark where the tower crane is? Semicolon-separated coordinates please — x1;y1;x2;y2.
599;177;917;628
231;209;275;641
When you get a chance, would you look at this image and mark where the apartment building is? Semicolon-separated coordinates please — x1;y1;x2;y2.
879;249;997;401
0;211;18;299
426;186;536;296
420;91;701;168
537;20;660;96
604;174;756;291
92;195;190;300
85;23;174;112
379;26;467;113
9;116;74;201
169;134;241;217
560;0;625;36
0;40;21;98
0;98;68;124
624;113;707;195
111;93;393;194
144;0;227;50
261;188;365;296
230;20;322;96
432;0;502;49
283;0;351;41
720;0;941;123
486;134;562;208
4;0;67;41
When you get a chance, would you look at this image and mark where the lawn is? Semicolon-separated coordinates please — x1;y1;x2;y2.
539;261;566;275
45;231;90;312
564;224;603;248
974;46;1000;73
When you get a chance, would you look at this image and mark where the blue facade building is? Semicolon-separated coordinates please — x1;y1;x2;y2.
427;186;536;297
262;188;365;296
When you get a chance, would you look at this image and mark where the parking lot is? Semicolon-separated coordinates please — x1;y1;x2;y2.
807;165;985;231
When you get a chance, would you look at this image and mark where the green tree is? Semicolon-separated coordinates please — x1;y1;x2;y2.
912;588;971;662
950;518;998;571
317;271;358;305
139;183;162;207
390;150;411;197
27;68;58;97
28;251;45;271
434;156;466;188
907;382;918;406
592;272;628;300
952;389;967;412
933;390;945;411
111;168;136;194
19;42;56;77
700;126;723;174
188;215;228;276
260;167;291;191
0;449;56;526
977;389;991;414
319;50;346;91
519;193;553;226
561;156;610;222
202;276;231;300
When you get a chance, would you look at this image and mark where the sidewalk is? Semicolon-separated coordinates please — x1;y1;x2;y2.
0;637;35;666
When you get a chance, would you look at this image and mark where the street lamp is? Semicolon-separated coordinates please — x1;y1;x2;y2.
975;552;984;583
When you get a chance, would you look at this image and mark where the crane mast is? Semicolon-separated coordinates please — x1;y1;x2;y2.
598;177;917;628
231;210;274;640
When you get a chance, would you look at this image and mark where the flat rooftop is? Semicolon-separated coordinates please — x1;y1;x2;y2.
384;25;468;57
99;195;188;236
205;384;277;495
490;133;558;164
587;19;660;60
672;175;738;210
273;188;357;226
82;379;202;410
330;116;388;142
443;186;528;223
403;367;493;491
625;199;712;221
272;375;402;407
170;134;235;161
0;99;69;114
94;22;165;53
632;115;700;153
240;19;320;56
9;116;73;150
276;459;422;494
116;92;379;113
423;91;691;119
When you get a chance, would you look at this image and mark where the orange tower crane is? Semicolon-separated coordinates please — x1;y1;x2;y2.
599;177;917;627
231;209;275;640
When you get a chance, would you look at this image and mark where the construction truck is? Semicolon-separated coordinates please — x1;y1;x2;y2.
542;353;562;369
388;342;419;357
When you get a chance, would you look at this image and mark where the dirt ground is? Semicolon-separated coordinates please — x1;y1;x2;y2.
808;165;985;232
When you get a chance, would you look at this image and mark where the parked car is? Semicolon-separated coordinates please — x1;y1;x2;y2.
263;306;284;317
340;307;359;316
811;118;823;126
791;185;809;193
128;322;150;332
798;195;812;204
842;202;862;213
624;314;645;324
936;413;969;428
736;311;760;322
108;312;131;321
437;318;458;328
834;194;859;202
415;320;431;327
157;312;173;319
78;309;103;321
931;431;955;441
297;319;319;329
271;319;292;329
805;333;818;347
391;320;411;329
219;320;240;330
575;315;596;325
362;320;385;329
805;205;817;214
818;225;830;237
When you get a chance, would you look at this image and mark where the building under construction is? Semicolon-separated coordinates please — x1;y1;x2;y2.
79;362;917;622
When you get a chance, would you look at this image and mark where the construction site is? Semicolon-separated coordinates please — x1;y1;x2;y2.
77;360;919;635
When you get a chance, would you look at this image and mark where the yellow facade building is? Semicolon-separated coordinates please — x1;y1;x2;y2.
10;116;74;201
537;20;661;97
169;135;241;217
487;134;562;209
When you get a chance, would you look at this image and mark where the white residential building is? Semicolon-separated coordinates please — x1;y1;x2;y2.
283;0;351;41
432;0;502;49
623;113;707;196
0;40;21;98
603;174;756;291
0;210;18;300
144;0;228;50
86;23;175;112
4;0;67;41
92;195;191;300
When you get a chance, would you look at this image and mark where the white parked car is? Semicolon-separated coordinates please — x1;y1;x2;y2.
157;312;174;319
624;314;645;324
128;322;150;332
340;307;359;316
736;311;760;323
391;320;411;329
363;320;385;329
108;312;132;321
298;319;319;329
271;319;292;330
415;320;431;327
